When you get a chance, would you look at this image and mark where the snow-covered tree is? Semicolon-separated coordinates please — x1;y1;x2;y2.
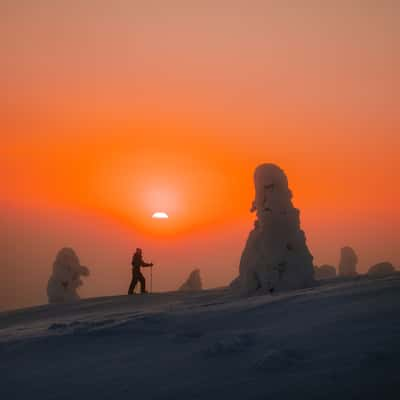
47;248;90;304
235;164;314;294
338;246;358;277
367;262;395;277
179;269;202;291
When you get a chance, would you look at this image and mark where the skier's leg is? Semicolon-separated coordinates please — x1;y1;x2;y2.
139;272;146;293
128;272;139;294
128;277;134;294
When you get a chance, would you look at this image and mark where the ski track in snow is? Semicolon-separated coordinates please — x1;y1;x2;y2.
1;274;400;400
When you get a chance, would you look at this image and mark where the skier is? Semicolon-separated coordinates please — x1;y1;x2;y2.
128;248;154;294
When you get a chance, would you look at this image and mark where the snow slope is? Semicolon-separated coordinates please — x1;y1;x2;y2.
1;274;400;400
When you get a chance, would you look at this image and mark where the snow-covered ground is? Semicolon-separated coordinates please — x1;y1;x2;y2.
1;274;400;400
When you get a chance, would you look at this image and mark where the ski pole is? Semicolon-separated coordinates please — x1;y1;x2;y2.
150;265;153;293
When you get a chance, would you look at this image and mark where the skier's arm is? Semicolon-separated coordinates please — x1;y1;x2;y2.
141;260;154;267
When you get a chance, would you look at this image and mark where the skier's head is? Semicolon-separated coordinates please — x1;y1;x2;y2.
136;248;142;255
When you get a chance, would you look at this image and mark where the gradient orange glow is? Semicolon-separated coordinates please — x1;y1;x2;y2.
1;2;399;310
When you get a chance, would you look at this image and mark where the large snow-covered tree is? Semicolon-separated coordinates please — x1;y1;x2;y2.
235;164;314;294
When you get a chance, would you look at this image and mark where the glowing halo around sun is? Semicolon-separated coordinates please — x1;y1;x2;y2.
152;211;169;219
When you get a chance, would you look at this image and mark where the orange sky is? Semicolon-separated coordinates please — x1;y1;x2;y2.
1;1;399;310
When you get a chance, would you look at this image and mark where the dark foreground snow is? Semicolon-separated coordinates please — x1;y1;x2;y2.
1;274;400;400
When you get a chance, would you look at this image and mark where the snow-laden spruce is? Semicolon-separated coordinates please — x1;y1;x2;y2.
234;164;314;294
338;246;358;277
179;269;202;291
47;247;90;303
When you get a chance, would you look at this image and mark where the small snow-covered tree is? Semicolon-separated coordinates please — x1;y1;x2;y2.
367;262;395;277
47;247;90;304
179;269;202;291
338;246;358;277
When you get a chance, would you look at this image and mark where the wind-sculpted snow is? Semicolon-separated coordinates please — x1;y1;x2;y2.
254;348;307;372
234;164;314;294
1;276;400;400
47;248;90;304
204;332;255;357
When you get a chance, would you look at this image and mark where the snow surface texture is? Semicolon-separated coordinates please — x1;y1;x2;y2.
179;269;202;291
314;264;337;280
236;164;314;294
338;246;358;277
47;248;90;304
368;262;396;277
1;275;400;399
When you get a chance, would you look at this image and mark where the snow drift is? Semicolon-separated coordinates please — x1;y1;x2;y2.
2;275;400;400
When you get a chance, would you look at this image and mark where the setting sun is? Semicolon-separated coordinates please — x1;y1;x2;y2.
152;212;169;219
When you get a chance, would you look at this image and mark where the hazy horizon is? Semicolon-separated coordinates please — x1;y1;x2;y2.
2;1;399;311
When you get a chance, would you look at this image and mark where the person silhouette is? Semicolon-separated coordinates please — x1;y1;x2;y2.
128;248;153;294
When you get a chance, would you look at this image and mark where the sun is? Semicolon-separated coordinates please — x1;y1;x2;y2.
152;211;169;219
